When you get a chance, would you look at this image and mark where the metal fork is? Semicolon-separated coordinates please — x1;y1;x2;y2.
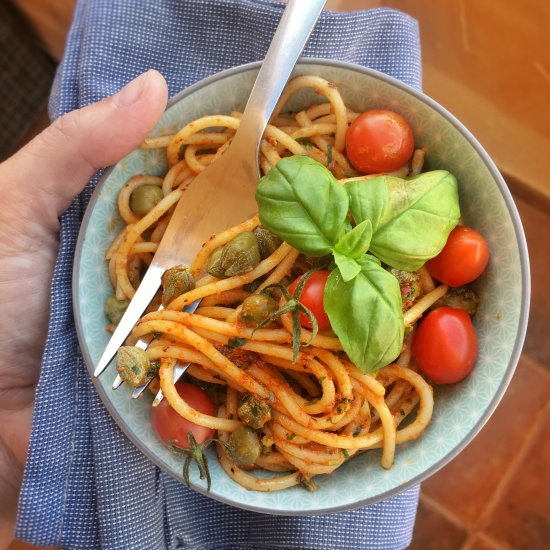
94;0;327;394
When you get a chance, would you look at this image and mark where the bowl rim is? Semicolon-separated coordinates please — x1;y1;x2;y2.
73;57;531;515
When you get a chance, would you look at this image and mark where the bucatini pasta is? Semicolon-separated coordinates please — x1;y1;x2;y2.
104;75;481;492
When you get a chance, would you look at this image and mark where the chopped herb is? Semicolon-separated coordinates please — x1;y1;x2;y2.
318;376;326;384
327;143;333;167
342;449;349;459
148;360;160;377
296;136;312;147
298;475;320;492
286;432;296;441
353;426;361;437
228;337;247;348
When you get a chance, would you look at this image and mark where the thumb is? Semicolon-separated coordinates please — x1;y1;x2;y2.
2;69;169;226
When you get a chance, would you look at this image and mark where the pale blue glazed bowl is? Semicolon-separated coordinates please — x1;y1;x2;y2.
74;59;530;515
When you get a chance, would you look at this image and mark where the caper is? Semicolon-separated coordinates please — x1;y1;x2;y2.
130;184;164;216
228;425;262;465
253;226;282;259
303;254;331;269
432;286;480;316
237;393;272;429
161;264;195;307
238;294;278;326
104;295;130;325
116;346;151;387
220;232;261;277
206;232;261;279
205;247;226;278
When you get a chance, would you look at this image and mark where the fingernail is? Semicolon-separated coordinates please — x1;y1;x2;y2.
116;70;152;106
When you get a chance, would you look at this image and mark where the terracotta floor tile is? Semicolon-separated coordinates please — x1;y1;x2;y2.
421;355;550;525
483;404;550;549
409;498;467;550
513;196;550;368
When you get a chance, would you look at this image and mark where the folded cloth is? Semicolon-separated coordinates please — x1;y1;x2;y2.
15;1;422;548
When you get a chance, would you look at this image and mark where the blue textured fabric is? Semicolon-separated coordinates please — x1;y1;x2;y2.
15;1;423;549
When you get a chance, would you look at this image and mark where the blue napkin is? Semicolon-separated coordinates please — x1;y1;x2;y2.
16;1;423;548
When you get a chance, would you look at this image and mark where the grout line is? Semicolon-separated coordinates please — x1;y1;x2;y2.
507;172;550;218
519;352;550;380
461;531;511;550
460;399;550;547
419;492;469;530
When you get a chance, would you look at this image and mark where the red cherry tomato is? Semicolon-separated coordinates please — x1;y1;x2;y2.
151;381;216;448
288;270;332;331
426;226;489;287
345;109;414;174
411;307;478;384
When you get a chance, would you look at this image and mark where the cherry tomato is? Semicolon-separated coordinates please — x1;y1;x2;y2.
411;307;478;384
151;381;216;448
345;109;414;174
288;270;332;331
426;226;489;287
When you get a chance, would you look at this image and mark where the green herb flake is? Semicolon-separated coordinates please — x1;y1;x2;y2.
227;337;247;348
296;136;312;147
298;475;320;493
327;143;333;167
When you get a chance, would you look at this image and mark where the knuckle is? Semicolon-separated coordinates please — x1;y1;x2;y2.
51;111;81;144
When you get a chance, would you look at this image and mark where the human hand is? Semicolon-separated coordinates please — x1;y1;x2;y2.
0;70;168;545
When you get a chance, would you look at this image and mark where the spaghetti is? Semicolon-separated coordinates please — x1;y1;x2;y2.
103;75;458;492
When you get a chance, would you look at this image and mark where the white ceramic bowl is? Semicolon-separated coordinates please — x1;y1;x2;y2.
74;59;530;515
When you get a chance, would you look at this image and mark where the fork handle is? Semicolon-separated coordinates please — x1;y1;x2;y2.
232;0;327;154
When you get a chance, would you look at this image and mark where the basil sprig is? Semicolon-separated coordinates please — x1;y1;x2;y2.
255;156;460;372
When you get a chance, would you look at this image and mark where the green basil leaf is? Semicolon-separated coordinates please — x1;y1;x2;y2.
324;255;404;373
256;156;349;256
346;170;460;271
334;219;372;259
333;251;361;282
